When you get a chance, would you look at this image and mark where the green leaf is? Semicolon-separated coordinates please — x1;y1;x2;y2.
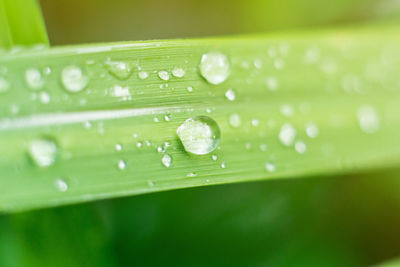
0;0;48;49
1;23;400;212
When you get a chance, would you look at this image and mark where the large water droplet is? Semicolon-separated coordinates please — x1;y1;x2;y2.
200;52;230;85
105;60;132;80
177;116;221;155
0;76;10;93
161;154;172;168
279;123;297;146
28;138;58;167
25;68;44;90
357;105;380;134
61;65;89;93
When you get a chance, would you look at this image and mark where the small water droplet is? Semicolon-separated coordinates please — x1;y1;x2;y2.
357;105;380;134
161;154;172;168
280;104;294;117
148;180;155;187
294;141;307;154
54;178;68;192
265;77;278;91
158;71;170;81
211;155;218;161
274;58;285;70
39;91;50;104
187;172;197;177
61;65;89;93
221;162;226;168
118;160;127;170
305;123;319;138
265;162;276;172
138;71;149;80
253;59;263;69
200;52;230;85
187;86;193;92
136;141;143;148
105;60;132;80
25;68;44;90
172;67;185;78
177;116;221;155
43;67;52;75
260;144;267;151
28;138;58;167
279;123;297;146
164;114;172;121
229;114;241;128
251;119;260;127
115;144;122;151
0;76;10;93
111;85;131;101
225;88;236;101
245;142;252;150
157;146;166;153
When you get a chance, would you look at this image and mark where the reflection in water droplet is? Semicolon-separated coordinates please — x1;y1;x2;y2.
229;114;241;128
200;52;230;85
161;154;172;168
279;123;297;146
25;68;44;90
28;138;58;167
177;116;221;155
61;65;89;93
357;105;380;134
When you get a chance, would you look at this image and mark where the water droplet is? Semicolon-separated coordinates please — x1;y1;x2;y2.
260;144;268;151
105;60;132;80
187;172;197;177
229;114;241;128
43;67;52;75
305;123;319;138
158;71;170;81
265;77;278;91
115;144;122;151
225;88;236;101
245;143;252;150
61;65;89;93
138;71;149;80
253;59;263;69
148;180;155;187
118;160;127;170
221;162;226;168
187;86;193;92
172;67;185;78
211;155;218;161
200;52;230;85
294;141;307;154
0;76;10;93
164;114;172;121
251;119;260;127
177;116;221;155
279;123;297;146
357;105;380;134
265;162;276;172
157;146;166;153
39;92;50;104
161;154;172;168
280;104;294;117
111;85;131;101
136;141;143;148
25;68;44;90
28;138;58;167
54;178;68;192
274;58;285;70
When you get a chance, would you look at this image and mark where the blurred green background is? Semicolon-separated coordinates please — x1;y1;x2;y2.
2;0;400;266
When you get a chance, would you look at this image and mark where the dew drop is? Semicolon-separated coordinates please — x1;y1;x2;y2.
172;67;185;78
138;71;149;80
158;71;170;81
187;172;197;177
211;154;218;161
229;114;241;128
61;65;89;93
161;154;172;168
187;86;194;92
200;52;230;85
280;104;294;117
105;60;132;80
28;138;58;167
279;123;297;146
260;144;268;151
118;160;127;170
25;68;44;90
136;141;143;148
251;119;260;127
54;178;68;192
265;162;276;172
0;76;10;93
39;91;50;104
225;88;236;101
221;162;226;168
357;105;380;134
111;85;131;101
115;144;122;151
164;114;172;121
305;123;319;138
294;141;307;154
177;116;221;155
265;77;278;91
